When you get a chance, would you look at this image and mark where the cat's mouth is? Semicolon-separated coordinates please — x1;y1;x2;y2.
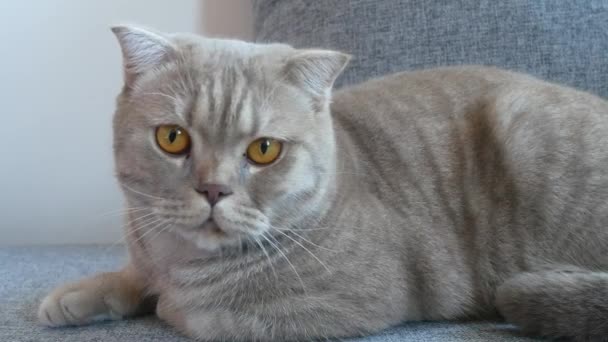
180;218;228;251
200;218;225;236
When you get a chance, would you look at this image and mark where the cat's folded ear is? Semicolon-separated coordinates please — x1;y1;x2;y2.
283;50;351;106
111;25;177;88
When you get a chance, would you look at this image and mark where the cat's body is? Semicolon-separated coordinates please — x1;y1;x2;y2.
39;27;608;341
331;66;608;318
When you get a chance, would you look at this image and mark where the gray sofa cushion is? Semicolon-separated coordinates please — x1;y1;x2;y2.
253;0;608;98
2;246;538;341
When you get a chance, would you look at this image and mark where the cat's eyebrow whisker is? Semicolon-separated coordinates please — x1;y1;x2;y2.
261;232;306;293
270;228;332;274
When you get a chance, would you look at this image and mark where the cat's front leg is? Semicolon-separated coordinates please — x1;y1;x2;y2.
156;295;268;341
38;264;152;327
157;293;390;341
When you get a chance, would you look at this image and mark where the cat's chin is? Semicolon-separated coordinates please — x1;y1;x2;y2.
176;220;238;252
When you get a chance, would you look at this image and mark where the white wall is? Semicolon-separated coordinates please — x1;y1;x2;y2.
201;0;254;40
0;1;253;245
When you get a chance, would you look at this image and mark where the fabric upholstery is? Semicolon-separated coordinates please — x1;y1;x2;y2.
253;0;608;97
1;246;539;341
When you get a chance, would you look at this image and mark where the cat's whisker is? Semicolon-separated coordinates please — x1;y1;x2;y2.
270;225;338;253
102;234;131;253
128;211;158;226
119;217;160;239
261;232;306;293
270;228;332;274
101;224;151;253
94;207;150;219
129;216;165;234
141;92;179;102
145;221;174;246
117;182;171;201
83;208;152;232
253;236;279;281
118;216;163;244
102;216;165;253
130;219;170;246
128;217;161;232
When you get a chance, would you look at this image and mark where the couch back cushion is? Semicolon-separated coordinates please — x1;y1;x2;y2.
254;0;608;97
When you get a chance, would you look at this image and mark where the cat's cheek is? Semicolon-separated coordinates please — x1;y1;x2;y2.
213;207;244;237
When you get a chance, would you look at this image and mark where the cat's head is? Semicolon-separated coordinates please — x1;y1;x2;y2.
111;25;349;252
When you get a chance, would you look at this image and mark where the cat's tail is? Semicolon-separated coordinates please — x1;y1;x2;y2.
496;270;608;340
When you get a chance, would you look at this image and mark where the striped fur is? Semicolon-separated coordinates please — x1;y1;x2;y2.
39;26;608;341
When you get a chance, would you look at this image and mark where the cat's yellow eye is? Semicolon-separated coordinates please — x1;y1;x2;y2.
156;125;191;155
246;138;282;165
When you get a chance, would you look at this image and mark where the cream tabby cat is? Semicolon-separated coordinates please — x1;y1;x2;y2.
39;26;608;341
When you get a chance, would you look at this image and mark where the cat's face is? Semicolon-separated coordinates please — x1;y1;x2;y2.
112;26;348;251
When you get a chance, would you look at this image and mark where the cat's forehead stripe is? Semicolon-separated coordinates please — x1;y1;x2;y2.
205;75;216;119
194;64;259;142
219;67;238;131
222;67;253;132
184;82;200;126
236;91;254;135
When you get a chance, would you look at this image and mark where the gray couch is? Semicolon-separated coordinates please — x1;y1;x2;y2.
254;0;608;97
4;1;607;341
2;246;535;341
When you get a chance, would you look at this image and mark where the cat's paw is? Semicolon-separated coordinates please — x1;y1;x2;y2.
38;271;144;327
38;288;116;326
156;295;188;332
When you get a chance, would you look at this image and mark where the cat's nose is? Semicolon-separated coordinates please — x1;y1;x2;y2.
196;183;233;206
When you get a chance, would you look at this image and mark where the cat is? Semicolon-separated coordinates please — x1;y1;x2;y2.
38;25;608;341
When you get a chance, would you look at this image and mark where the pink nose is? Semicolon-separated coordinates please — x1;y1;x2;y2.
196;183;233;206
